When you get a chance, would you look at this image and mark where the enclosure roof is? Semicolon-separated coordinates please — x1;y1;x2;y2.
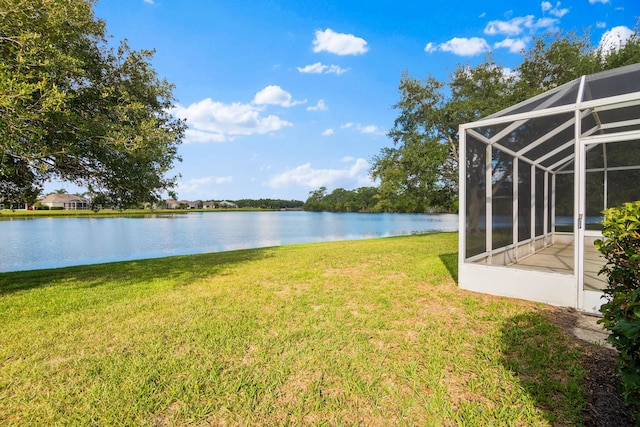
487;62;640;120
462;63;640;173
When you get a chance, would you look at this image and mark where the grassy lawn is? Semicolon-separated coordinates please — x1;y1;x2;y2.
0;208;190;218
0;208;262;218
0;233;588;425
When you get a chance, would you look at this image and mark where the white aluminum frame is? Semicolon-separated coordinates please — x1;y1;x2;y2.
458;72;640;314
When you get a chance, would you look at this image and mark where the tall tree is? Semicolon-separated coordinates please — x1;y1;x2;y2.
373;25;640;212
515;30;599;99
0;0;185;208
372;58;514;213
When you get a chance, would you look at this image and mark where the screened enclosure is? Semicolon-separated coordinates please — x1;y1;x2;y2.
458;63;640;314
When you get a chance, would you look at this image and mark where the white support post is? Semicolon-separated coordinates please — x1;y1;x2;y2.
513;157;519;260
530;164;536;253
486;144;493;262
603;143;608;210
575;110;586;310
458;127;467;266
551;173;556;243
544;170;549;247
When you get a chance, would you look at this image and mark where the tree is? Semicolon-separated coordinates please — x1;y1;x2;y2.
0;0;186;208
303;186;380;212
304;186;328;211
373;25;640;212
515;30;599;99
602;24;640;69
372;57;514;213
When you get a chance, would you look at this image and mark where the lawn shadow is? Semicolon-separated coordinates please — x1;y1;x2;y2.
0;247;274;295
500;309;635;426
499;310;585;424
438;252;458;283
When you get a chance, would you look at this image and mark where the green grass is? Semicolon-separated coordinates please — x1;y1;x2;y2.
0;233;587;425
0;208;187;218
0;208;250;218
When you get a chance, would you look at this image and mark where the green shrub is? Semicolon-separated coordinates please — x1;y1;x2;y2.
595;201;640;417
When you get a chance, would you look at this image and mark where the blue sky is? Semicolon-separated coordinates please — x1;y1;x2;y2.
53;0;640;201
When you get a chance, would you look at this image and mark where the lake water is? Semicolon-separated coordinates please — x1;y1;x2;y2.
0;211;458;272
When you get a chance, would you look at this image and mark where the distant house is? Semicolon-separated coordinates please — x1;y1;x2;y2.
0;200;27;210
40;194;89;210
203;200;216;209
217;200;238;209
165;199;180;209
178;200;199;209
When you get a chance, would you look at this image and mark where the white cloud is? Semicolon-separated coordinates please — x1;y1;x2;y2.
297;62;348;75
178;176;232;195
599;25;634;55
312;28;369;55
183;128;227;143
173;97;292;143
494;37;528;53
424;42;437;53
143;0;154;4
533;17;559;30
339;122;385;135
541;1;569;17
501;67;519;80
485;16;534;35
358;124;383;135
439;37;490;56
596;21;607;29
322;128;334;136
307;99;327;111
484;15;558;36
589;0;609;3
267;158;372;190
253;85;305;107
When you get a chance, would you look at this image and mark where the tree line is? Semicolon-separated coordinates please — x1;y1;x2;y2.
304;186;378;212
234;199;304;209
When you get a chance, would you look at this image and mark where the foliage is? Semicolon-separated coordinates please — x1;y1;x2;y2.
515;30;599;98
596;201;640;417
303;186;380;212
234;198;304;209
0;0;186;208
373;25;640;212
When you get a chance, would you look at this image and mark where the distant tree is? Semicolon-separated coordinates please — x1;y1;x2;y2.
233;198;304;209
602;24;640;68
353;187;379;211
515;30;599;100
0;0;186;209
372;57;514;213
516;24;640;99
303;186;380;212
304;187;328;211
